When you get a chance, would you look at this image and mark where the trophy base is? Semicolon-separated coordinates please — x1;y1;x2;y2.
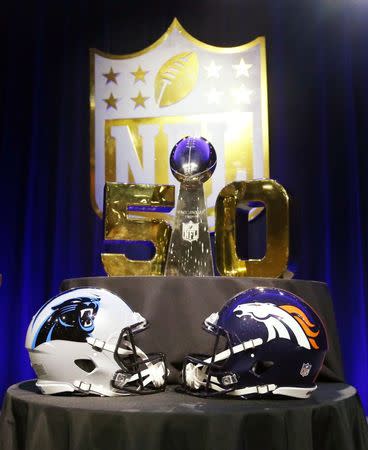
164;234;214;276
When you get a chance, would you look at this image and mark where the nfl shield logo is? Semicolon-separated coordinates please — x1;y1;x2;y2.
90;19;269;229
300;363;312;377
182;221;199;242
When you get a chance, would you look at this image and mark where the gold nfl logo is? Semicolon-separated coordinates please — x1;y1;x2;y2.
90;19;269;230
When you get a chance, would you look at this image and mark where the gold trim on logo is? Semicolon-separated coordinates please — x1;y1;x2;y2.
90;18;269;218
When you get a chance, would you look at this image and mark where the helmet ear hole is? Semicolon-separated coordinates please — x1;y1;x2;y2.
74;359;96;373
251;360;274;376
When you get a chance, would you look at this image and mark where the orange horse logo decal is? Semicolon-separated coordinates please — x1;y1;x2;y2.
234;302;320;350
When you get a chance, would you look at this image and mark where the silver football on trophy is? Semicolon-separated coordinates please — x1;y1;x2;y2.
170;136;217;183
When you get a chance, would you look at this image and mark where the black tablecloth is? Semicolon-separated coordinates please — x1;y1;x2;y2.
1;381;367;450
61;276;345;384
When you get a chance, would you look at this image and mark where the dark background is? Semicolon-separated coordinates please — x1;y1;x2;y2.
0;0;367;412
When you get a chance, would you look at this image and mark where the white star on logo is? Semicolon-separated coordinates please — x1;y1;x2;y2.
204;60;222;78
232;58;252;78
206;87;224;104
231;84;253;104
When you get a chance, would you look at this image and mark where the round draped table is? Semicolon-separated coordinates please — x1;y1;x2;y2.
1;380;367;450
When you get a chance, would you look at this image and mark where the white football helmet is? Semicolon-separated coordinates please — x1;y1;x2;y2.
25;287;168;396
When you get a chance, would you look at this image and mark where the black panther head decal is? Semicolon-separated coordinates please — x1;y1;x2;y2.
32;295;100;348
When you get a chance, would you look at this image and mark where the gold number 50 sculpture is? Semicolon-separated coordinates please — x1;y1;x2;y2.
102;179;289;278
215;179;289;277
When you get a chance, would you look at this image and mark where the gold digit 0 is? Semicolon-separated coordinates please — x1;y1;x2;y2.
215;179;289;277
101;183;175;276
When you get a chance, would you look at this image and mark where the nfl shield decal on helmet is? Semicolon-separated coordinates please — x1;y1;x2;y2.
300;363;312;377
90;18;269;229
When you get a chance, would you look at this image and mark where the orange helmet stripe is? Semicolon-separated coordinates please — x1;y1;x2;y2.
309;338;319;349
280;304;320;341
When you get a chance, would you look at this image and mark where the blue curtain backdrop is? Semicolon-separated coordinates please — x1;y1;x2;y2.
0;0;367;411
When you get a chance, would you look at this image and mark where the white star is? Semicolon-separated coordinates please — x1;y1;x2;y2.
206;87;224;104
204;60;222;78
232;58;252;78
231;84;253;104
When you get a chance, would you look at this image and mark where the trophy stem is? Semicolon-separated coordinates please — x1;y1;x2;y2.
164;181;214;276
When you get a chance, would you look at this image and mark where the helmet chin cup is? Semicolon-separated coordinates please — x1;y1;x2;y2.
182;354;239;397
111;352;168;395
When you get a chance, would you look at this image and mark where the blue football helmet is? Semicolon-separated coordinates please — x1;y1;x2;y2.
182;287;328;398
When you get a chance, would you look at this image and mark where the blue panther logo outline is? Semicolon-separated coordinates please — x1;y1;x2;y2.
32;295;100;349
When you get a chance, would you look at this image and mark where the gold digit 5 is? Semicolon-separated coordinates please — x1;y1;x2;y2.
101;183;175;276
215;179;289;277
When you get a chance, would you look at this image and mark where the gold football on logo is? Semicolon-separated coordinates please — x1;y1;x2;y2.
155;52;199;107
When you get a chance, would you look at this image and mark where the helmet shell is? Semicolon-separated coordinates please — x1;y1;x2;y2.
215;287;328;389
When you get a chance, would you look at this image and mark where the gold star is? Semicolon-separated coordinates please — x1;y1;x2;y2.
204;60;222;78
103;67;119;84
103;93;118;110
232;58;252;78
131;65;149;83
231;84;253;104
131;91;149;108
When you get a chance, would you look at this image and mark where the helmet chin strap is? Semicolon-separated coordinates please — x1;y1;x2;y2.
185;358;278;397
184;335;317;399
72;380;127;397
185;338;263;392
74;336;167;396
